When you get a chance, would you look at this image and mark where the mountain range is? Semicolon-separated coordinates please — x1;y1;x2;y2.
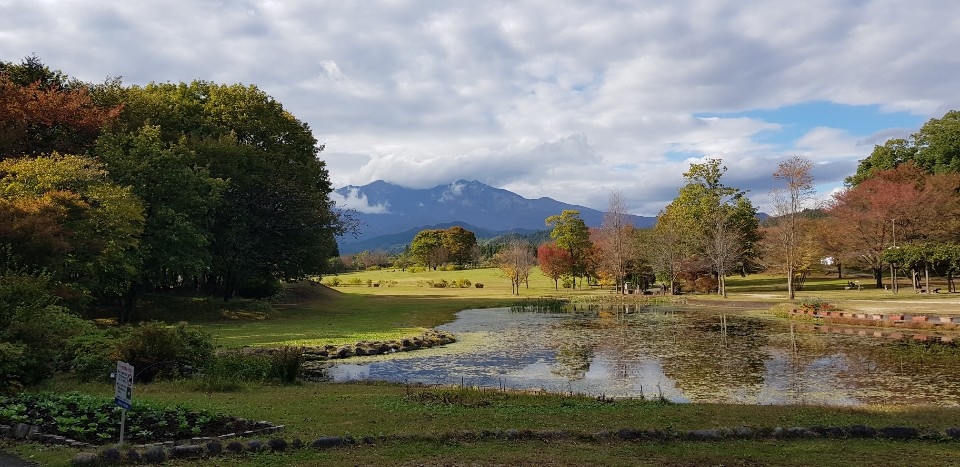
334;180;656;254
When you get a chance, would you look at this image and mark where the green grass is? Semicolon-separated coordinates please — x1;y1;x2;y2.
7;267;960;465
166;268;959;348
12;379;960;466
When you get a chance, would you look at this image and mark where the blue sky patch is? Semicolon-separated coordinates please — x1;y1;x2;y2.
696;101;925;146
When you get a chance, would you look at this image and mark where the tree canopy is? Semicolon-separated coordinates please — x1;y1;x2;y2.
655;159;760;296
1;57;348;321
847;110;960;185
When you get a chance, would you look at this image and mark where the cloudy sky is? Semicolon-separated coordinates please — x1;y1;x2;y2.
3;0;960;215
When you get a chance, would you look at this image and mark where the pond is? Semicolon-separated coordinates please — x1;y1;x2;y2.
328;306;960;406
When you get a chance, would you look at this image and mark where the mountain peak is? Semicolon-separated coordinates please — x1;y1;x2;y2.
333;180;655;254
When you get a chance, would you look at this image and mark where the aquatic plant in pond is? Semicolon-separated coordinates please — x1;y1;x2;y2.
510;298;569;313
328;307;960;406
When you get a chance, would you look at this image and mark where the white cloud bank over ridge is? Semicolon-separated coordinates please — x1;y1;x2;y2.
329;188;389;215
3;0;960;215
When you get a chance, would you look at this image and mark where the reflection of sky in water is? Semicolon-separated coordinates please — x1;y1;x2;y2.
328;307;960;406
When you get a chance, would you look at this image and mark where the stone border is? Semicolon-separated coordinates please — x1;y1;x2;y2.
0;420;284;454
243;329;455;361
788;308;960;337
67;424;960;465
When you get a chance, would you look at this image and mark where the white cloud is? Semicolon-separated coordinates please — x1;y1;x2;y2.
330;188;390;214
4;0;960;217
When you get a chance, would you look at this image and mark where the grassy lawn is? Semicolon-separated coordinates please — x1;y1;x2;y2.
7;267;960;465
165;268;959;349
10;379;960;466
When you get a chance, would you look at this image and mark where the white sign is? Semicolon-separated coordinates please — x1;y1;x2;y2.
114;361;134;410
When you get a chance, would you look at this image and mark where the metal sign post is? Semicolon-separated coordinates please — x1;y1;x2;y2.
114;361;134;445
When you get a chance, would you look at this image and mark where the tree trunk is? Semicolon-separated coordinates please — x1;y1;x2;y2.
836;262;842;279
787;265;795;300
873;267;883;288
117;283;140;324
925;263;931;294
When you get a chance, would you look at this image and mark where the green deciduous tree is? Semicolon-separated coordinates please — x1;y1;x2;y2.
99;80;345;300
0;154;144;312
658;158;760;296
545;210;592;289
847;110;960;186
442;225;478;267
410;229;447;269
94;126;224;317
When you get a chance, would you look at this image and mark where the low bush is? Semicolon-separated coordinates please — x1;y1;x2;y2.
454;278;472;288
267;346;304;384
474;283;484;288
114;322;214;383
346;277;364;286
325;277;342;287
65;329;121;382
799;297;835;312
0;271;96;392
197;352;271;389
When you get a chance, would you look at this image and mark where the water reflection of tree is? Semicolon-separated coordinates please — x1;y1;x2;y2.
551;343;593;380
652;311;771;402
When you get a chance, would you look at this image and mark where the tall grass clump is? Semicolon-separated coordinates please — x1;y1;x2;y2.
192;346;304;391
510;297;569;313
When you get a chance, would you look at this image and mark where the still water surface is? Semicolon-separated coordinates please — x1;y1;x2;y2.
329;307;960;406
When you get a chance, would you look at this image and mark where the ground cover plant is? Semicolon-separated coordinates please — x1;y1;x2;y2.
0;392;271;445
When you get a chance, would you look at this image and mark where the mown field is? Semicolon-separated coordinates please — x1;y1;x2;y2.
5;267;960;466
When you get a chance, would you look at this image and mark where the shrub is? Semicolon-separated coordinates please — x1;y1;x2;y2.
366;265;381;271
799;297;835;312
346;277;364;286
409;266;426;273
474;283;484;289
441;264;461;271
236;275;281;299
0;271;94;390
432;279;449;288
325;277;342;287
454;278;472;288
65;329;121;381
115;322;214;383
267;346;304;384
692;275;718;294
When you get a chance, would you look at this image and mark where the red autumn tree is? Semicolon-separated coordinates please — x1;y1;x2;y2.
0;57;120;159
537;242;572;290
828;164;929;288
